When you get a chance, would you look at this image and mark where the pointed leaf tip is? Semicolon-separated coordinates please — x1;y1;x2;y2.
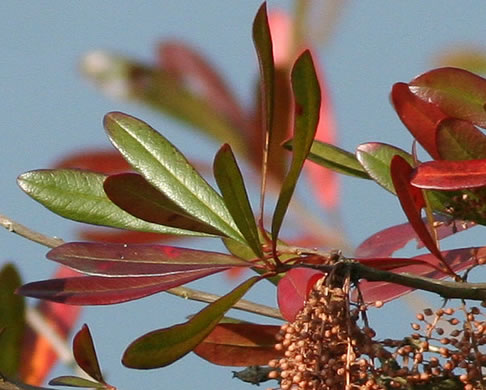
272;50;321;242
73;325;104;383
213;144;262;258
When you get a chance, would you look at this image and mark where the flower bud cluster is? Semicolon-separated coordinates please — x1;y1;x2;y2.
268;281;384;390
385;303;486;389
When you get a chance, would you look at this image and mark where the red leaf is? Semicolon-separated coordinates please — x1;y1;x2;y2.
17;270;223;305
390;156;444;265
355;221;417;258
47;242;250;277
20;267;82;385
355;216;475;258
73;325;104;382
193;323;281;366
157;41;245;131
412;159;486;190
277;268;325;322
359;246;483;303
391;82;446;160
53;149;132;174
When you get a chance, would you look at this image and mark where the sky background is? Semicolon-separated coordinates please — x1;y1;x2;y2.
2;1;486;389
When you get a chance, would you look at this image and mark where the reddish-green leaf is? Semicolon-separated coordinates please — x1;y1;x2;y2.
390;156;444;264
17;169;198;237
193;323;281;366
409;67;486;128
49;376;105;389
104;112;244;243
47;242;250;277
412;159;486;190
436;118;486;160
17;270;220;305
73;325;104;383
253;2;275;147
104;173;221;235
272;51;321;242
122;276;259;369
213;145;262;258
391;82;445;159
277;268;325;322
0;264;25;377
356;143;415;194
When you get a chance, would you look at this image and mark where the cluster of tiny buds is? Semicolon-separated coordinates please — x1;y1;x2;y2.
384;302;486;389
265;276;486;389
267;281;385;390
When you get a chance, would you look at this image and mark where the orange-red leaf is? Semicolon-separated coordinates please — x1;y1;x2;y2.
391;82;445;160
20;267;81;386
193;323;281;366
412;159;486;190
391;156;443;266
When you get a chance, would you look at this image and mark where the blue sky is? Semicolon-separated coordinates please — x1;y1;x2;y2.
2;1;486;389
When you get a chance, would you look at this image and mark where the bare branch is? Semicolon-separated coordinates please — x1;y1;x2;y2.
167;286;283;320
0;213;64;248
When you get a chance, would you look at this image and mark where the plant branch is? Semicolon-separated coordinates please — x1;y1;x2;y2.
0;213;64;248
293;260;486;301
167;286;282;320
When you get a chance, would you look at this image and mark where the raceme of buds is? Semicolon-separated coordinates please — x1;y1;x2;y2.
268;279;384;390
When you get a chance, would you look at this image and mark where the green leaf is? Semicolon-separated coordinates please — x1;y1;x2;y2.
122;276;259;369
356;143;415;194
81;51;247;155
213;144;263;258
252;2;275;142
272;51;321;242
48;376;104;389
103;112;244;243
285;139;370;179
355;143;460;215
17;169;200;236
0;264;25;377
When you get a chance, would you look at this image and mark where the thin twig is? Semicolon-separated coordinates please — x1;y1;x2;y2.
1;213;283;320
0;213;64;248
167;286;282;320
